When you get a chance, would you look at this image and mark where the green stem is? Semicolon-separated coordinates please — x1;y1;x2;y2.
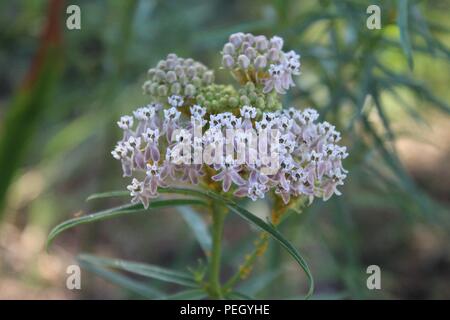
208;201;227;299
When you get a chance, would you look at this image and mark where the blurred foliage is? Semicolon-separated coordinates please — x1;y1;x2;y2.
0;0;449;299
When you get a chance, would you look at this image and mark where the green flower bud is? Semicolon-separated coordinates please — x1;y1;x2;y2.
192;76;202;87
155;70;166;82
187;66;197;78
228;96;238;108
185;84;196;96
147;68;156;77
157;60;167;70
202;71;214;84
256;97;265;109
142;80;152;93
167;53;178;60
240;95;250;105
245;82;255;92
171;82;181;94
150;83;159;95
211;100;219;110
196;64;207;74
249;92;258;102
166;70;177;83
219;97;228;107
157;84;168;96
175;65;184;77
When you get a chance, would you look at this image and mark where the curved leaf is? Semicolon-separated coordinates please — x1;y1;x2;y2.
47;198;208;249
78;257;164;299
78;254;198;288
82;186;314;297
86;187;208;202
225;201;314;298
86;190;129;201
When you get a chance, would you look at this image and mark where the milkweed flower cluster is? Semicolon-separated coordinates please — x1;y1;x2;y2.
112;33;348;209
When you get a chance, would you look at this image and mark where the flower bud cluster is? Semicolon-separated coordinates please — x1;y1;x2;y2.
221;33;301;94
143;53;215;102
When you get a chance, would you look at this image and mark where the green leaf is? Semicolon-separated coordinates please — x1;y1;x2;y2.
86;190;129;201
178;206;212;255
159;289;207;300
202;191;314;299
0;46;62;218
86;187;208;203
83;186;315;298
225;202;314;298
78;254;198;288
78;256;164;299
237;270;282;296
225;291;254;300
47;198;208;249
397;0;414;69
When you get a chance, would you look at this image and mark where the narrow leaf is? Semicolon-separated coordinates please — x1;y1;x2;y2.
226;291;254;300
78;258;163;299
225;202;314;299
86;190;129;201
237;270;282;296
204;191;314;299
47;198;208;249
178;206;212;254
159;289;207;300
78;254;198;288
397;0;414;69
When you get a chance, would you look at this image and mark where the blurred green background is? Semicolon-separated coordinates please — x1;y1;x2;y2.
0;0;449;299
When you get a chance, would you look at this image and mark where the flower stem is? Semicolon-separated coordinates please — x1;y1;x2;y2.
208;201;227;299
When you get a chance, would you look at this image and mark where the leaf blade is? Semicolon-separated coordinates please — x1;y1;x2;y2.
397;0;414;69
47;198;208;249
178;206;212;254
78;257;164;299
78;254;198;288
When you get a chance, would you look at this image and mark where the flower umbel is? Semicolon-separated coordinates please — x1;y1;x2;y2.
113;32;348;209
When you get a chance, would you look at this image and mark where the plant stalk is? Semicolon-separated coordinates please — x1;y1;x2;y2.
208;201;227;298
